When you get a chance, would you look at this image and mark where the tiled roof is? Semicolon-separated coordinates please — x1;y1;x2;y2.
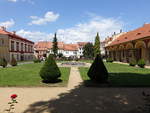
34;41;86;51
63;44;78;51
77;42;88;47
0;28;34;44
108;24;150;47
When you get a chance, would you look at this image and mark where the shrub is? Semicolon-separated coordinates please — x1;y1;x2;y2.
129;58;136;66
88;54;109;83
0;58;7;68
138;59;146;68
33;59;41;63
10;57;17;66
39;54;61;83
106;57;113;63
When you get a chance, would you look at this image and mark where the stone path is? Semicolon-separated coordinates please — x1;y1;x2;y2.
0;67;83;113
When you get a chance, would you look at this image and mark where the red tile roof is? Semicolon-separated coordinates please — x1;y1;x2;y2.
0;28;34;44
108;24;150;47
34;42;86;51
63;44;78;51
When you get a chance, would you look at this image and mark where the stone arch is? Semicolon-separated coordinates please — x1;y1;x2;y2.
147;41;150;48
135;41;146;48
118;45;124;50
125;43;134;49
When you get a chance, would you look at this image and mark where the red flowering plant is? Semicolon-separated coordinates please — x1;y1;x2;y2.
5;94;18;113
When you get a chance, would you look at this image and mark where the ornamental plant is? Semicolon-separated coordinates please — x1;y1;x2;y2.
10;57;17;66
33;59;41;63
0;58;7;68
88;54;109;83
138;59;146;68
40;54;61;83
129;58;136;66
106;58;113;63
5;94;18;113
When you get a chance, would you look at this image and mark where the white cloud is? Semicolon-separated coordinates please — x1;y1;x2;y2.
0;19;15;28
29;11;59;25
57;16;124;43
8;0;17;2
17;16;124;43
7;0;34;4
17;29;54;42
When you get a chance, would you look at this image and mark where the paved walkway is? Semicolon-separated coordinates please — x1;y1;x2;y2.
0;67;83;113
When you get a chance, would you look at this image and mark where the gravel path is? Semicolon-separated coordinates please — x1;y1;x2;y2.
0;67;82;113
1;66;150;113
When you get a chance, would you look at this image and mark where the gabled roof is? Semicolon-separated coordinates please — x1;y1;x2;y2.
108;24;150;47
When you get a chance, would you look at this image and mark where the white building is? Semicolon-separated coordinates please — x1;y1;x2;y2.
34;41;87;59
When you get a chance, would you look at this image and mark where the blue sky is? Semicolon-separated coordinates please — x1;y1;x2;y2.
0;0;150;43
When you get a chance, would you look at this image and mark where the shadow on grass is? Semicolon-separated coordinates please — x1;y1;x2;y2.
42;79;62;84
23;83;150;113
84;72;150;87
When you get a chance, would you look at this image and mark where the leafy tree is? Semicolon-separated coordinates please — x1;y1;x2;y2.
83;43;94;59
39;54;61;83
94;33;100;57
52;33;58;57
88;54;108;83
0;58;7;68
10;57;17;66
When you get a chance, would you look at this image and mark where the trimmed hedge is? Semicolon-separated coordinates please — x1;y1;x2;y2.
33;59;41;63
0;58;7;68
88;54;108;83
129;58;136;66
138;59;146;68
10;57;17;66
39;54;61;83
106;58;113;63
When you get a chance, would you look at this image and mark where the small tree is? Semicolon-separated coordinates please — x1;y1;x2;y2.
11;57;17;66
0;58;7;68
88;54;108;83
83;43;94;59
39;54;61;83
52;33;58;57
94;33;100;57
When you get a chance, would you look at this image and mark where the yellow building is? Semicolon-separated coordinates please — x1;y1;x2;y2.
105;24;150;65
0;27;34;62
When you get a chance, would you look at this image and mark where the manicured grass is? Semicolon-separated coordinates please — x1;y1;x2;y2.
79;62;150;86
78;59;93;63
0;63;70;87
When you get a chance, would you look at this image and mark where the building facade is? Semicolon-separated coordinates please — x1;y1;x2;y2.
0;27;34;62
34;41;87;59
105;24;150;65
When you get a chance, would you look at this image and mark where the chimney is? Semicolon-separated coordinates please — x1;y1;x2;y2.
12;31;16;34
0;26;6;31
114;32;116;35
120;29;122;33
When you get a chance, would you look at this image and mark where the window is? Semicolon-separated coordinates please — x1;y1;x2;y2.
28;45;30;52
21;43;23;51
11;41;14;51
16;42;19;51
31;46;33;52
25;44;27;52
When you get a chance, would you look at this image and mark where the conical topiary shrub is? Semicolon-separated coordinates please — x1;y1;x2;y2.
87;54;108;83
11;57;17;66
0;58;7;68
40;54;61;83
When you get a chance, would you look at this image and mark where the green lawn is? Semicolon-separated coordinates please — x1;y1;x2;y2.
79;62;150;86
0;63;70;87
